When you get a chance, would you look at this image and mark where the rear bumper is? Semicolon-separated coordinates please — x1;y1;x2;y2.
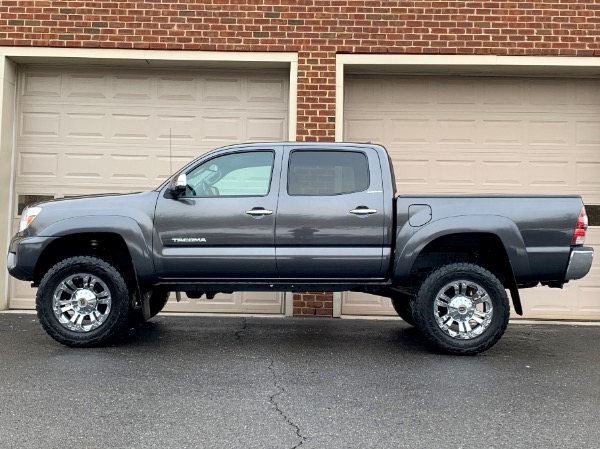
564;247;594;281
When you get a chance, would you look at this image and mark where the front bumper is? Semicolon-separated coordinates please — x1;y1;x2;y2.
564;246;594;281
7;235;57;282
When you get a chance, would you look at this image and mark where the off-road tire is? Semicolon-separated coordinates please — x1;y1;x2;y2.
390;294;415;326
36;256;132;347
130;289;170;325
412;263;510;355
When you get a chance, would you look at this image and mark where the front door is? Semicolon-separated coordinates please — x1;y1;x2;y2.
154;147;282;279
275;146;386;279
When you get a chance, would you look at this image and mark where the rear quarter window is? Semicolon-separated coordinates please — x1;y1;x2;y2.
287;151;369;196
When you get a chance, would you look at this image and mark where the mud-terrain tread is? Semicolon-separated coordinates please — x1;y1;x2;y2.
412;263;510;355
36;256;131;347
390;294;415;326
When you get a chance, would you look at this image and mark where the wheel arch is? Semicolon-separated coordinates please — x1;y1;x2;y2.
34;216;155;286
394;215;530;282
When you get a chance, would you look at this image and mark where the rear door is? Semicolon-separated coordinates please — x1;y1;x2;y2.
275;146;386;279
154;146;282;279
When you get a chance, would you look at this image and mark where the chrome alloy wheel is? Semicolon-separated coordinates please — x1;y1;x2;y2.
52;273;112;332
433;280;493;340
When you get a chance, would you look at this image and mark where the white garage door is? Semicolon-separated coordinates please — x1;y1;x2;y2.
10;65;289;314
343;75;600;319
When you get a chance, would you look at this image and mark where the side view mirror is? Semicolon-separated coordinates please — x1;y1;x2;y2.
168;173;187;196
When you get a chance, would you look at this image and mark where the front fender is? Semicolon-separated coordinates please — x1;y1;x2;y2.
392;215;531;284
38;216;155;283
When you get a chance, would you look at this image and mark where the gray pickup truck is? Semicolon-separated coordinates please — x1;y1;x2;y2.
7;142;594;354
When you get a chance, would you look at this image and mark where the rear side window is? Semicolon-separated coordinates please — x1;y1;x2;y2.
288;151;369;196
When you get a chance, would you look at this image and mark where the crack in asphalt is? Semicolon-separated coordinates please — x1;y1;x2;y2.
268;359;307;449
234;317;247;345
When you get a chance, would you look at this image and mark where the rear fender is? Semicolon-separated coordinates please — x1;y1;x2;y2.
393;215;531;284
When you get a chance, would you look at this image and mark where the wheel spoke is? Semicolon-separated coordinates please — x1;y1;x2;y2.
97;291;110;299
60;305;74;313
474;310;491;320
459;320;472;334
439;293;452;303
452;283;460;295
89;276;99;290
472;292;488;305
62;279;77;294
471;315;484;324
435;298;448;307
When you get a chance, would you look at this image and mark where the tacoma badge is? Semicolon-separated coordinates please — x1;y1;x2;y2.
172;237;206;243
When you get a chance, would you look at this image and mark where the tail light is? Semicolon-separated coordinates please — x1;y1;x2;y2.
572;206;588;245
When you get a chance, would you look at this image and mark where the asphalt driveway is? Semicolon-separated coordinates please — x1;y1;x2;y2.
0;313;599;449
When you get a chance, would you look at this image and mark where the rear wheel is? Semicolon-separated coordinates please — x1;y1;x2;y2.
390;294;415;326
412;263;510;355
36;256;132;347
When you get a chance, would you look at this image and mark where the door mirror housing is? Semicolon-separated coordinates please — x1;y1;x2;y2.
168;173;187;196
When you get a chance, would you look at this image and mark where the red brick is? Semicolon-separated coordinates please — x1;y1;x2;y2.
315;308;334;316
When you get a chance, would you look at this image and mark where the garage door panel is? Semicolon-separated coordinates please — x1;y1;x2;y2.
10;65;289;314
576;121;600;145
343;75;600;319
345;77;600;114
163;292;284;314
341;291;396;316
246;117;287;141
22;72;61;97
20;111;60;137
344;118;384;143
529;120;570;146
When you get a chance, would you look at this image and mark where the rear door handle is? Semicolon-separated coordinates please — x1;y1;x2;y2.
350;207;377;216
245;208;273;216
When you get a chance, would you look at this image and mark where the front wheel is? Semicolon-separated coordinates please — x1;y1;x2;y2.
412;263;510;355
36;256;132;347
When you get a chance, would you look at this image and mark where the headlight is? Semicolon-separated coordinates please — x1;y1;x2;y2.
19;206;42;232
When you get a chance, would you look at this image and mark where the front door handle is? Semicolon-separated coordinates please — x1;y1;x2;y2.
245;208;273;216
350;207;377;216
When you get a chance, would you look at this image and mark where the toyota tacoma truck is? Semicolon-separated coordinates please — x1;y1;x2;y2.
7;142;594;354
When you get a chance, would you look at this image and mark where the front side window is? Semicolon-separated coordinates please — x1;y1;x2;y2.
183;151;274;197
288;151;369;196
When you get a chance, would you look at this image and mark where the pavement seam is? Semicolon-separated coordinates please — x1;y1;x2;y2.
234;317;247;345
268;359;307;449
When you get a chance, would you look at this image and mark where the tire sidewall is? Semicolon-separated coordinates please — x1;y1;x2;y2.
36;256;131;346
413;263;510;354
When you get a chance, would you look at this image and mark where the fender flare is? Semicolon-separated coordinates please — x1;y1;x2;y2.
38;215;155;284
393;215;531;286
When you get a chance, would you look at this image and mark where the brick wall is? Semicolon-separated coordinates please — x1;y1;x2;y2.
294;292;334;316
1;1;598;142
1;0;598;316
